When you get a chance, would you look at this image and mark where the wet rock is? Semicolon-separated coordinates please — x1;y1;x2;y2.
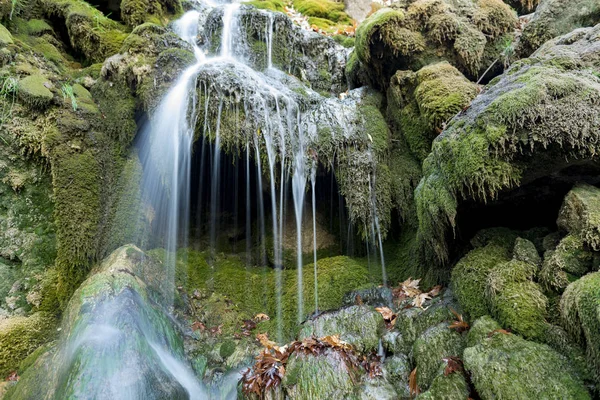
299;305;385;353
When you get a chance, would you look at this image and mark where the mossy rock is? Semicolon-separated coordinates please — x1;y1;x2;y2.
560;271;600;385
557;183;600;251
466;315;501;347
416;362;469;400
17;75;54;108
298;305;385;353
383;354;410;396
464;332;591;399
512;237;541;267
540;234;596;293
519;0;600;56
282;350;357;399
121;0;183;28
415;24;600;265
354;0;517;87
0;22;13;46
451;244;510;319
0;312;57;377
412;323;465;389
485;259;547;340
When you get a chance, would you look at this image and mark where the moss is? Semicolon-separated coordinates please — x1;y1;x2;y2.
466;315;501;347
557;183;600;251
413;323;465;389
464;333;590;399
540;235;595;293
17;75;54;108
512;237;541;267
560;272;600;385
121;0;182;28
282;350;356;399
0;22;13;45
52;148;101;304
91;79;136;144
487;271;547;340
0;312;57;377
299;305;385;353
247;0;286;12
355;8;405;64
417;364;469;400
542;323;593;385
451;244;510;319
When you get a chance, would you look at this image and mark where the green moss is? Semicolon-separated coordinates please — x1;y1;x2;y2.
17;75;54;108
0;312;57;377
413;323;465;389
466;315;501;347
247;0;286;12
11;18;53;36
121;0;182;28
540;234;595;293
355;8;405;64
91;79;136;144
560;272;600;385
417;364;469;400
464;333;590;399
0;22;13;45
52;148;101;304
451;244;510;319
557;183;600;251
512;237;541;267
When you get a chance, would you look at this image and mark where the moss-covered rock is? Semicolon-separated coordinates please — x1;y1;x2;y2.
540;234;596;293
17;74;54;108
560;271;600;385
383;354;410;396
121;0;182;28
415;24;600;265
0;312;56;377
412;322;465;389
387;62;479;162
416;362;469;400
0;22;13;46
464;332;590;399
512;237;541;267
451;244;510;319
557;183;600;250
466;315;501;347
518;0;600;56
354;0;517;87
299;305;385;353
486;259;547;339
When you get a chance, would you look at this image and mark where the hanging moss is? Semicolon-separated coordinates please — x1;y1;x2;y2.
120;0;182;28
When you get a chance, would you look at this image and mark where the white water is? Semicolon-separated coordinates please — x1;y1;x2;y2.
311;163;319;312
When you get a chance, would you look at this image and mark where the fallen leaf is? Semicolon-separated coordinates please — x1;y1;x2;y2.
355;294;363;305
375;306;397;328
191;321;206;332
412;293;432;309
409;367;420;398
448;307;470;333
6;371;18;382
209;324;222;336
488;328;512;337
427;285;442;298
401;277;422;298
443;356;464;376
257;333;278;350
254;313;270;322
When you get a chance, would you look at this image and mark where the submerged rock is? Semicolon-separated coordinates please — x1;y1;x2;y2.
8;245;207;400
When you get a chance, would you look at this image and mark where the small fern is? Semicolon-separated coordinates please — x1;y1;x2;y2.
61;83;78;111
10;0;24;20
0;75;18;125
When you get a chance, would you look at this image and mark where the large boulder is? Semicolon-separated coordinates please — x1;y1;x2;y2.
518;0;600;56
415;24;600;265
464;331;590;399
353;0;517;87
7;245;207;400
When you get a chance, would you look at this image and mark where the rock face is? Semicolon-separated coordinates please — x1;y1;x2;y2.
8;246;206;400
415;24;600;265
518;0;600;56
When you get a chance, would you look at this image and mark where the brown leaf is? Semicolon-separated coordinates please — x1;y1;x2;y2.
401;277;422;298
209;324;222;336
355;294;363;305
254;313;270;322
375;306;398;328
443;356;464;376
448;307;470;333
191;321;205;332
409;367;420;398
257;333;278;350
6;371;19;382
488;328;512;337
427;285;442;297
412;293;432;309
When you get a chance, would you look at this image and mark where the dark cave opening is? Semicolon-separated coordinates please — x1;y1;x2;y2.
188;139;359;264
85;0;122;21
451;162;600;260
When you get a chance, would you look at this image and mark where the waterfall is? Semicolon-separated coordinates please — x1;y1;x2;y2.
311;162;319;312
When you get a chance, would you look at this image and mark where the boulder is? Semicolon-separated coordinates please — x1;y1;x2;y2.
557;183;600;250
540;234;596;292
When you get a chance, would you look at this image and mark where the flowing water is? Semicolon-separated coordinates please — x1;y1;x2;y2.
43;0;391;397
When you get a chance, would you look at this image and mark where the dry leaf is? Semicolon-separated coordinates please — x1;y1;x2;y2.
375;307;397;328
254;313;270;322
257;333;278;350
6;371;19;382
401;277;422;297
409;367;420;398
191;321;206;332
488;328;512;337
412;293;432;309
448;307;470;333
427;285;442;297
443;356;464;376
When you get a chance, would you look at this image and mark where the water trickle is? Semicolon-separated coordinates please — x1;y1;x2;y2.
292;127;308;324
310;162;319;312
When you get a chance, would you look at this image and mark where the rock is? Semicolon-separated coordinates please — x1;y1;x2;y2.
519;0;600;56
542;231;561;251
0;23;13;46
120;0;183;28
383;354;411;396
354;0;517;87
558;183;600;250
464;332;590;399
282;350;356;399
0;312;56;377
466;315;501;347
416;362;469;400
512;237;541;267
415;24;600;265
451;244;510;319
10;245;207;399
560;271;600;385
17;75;54;108
504;0;539;14
342;286;393;308
299;305;385;353
486;259;547;340
387;62;479;162
540;234;596;292
357;378;398;400
412;323;465;389
344;0;372;22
